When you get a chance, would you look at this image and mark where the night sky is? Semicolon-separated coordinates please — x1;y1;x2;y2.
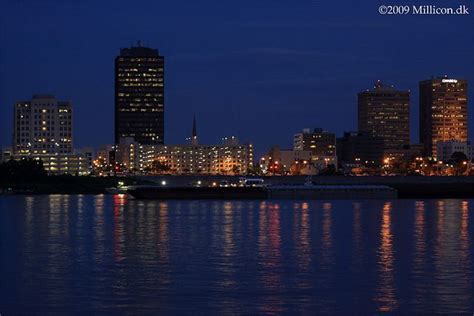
1;0;473;156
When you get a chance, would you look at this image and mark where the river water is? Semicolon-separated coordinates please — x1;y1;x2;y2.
1;195;473;314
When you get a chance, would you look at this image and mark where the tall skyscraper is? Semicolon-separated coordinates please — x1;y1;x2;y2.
358;80;410;153
115;43;164;145
13;95;73;155
419;76;468;157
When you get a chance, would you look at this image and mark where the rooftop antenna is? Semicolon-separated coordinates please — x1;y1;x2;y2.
137;40;141;47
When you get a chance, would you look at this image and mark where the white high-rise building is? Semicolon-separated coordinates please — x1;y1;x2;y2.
13;95;73;155
11;95;90;175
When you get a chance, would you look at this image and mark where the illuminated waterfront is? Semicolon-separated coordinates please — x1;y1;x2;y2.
1;196;473;314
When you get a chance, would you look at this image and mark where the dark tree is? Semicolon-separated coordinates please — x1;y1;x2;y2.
450;151;468;164
0;158;47;185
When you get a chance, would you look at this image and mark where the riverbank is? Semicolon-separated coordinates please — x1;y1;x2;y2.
1;175;474;198
0;176;152;195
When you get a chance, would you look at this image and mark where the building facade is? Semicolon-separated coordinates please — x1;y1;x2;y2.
115;44;165;145
293;128;337;167
420;76;468;157
116;137;254;175
13;95;73;155
358;80;410;153
31;153;91;175
0;147;13;162
436;141;473;162
336;131;385;164
11;95;91;175
261;146;314;175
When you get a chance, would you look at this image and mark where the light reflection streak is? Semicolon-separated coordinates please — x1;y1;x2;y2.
113;194;126;262
459;201;472;305
258;202;283;314
412;200;426;311
294;202;311;271
157;202;169;263
222;202;234;259
375;202;398;312
93;195;105;265
460;201;469;254
321;202;333;262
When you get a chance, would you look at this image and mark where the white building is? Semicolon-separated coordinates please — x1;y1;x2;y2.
10;95;90;175
13;95;73;155
116;137;254;175
31;153;91;175
436;141;474;162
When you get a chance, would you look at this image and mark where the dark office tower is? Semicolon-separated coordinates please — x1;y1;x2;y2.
419;76;468;157
336;131;385;164
115;43;164;145
358;80;410;153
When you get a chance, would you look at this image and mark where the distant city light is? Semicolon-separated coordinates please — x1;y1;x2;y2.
442;79;458;83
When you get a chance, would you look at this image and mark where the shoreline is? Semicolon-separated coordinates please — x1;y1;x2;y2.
1;175;474;198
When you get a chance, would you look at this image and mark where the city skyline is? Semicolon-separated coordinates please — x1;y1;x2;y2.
1;1;473;156
2;2;474;315
3;73;472;156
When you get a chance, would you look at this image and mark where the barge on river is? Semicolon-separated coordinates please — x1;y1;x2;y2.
127;184;397;200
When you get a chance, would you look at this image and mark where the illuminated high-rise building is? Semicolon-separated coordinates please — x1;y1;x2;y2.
358;80;410;153
13;95;73;155
115;43;164;145
419;76;468;157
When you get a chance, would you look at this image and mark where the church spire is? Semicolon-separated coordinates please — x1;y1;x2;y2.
191;114;198;145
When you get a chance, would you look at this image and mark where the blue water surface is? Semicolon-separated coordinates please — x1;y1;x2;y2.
1;195;473;314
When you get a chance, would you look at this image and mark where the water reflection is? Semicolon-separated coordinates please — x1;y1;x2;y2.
45;195;73;309
222;201;235;259
321;203;333;251
412;200;427;312
433;200;472;312
258;201;283;314
113;194;126;262
351;202;363;290
93;195;106;266
24;196;35;244
293;202;311;271
157;202;169;263
320;202;334;275
352;202;362;255
375;202;398;312
3;197;474;314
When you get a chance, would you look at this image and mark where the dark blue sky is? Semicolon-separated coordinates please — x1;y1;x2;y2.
1;0;473;156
